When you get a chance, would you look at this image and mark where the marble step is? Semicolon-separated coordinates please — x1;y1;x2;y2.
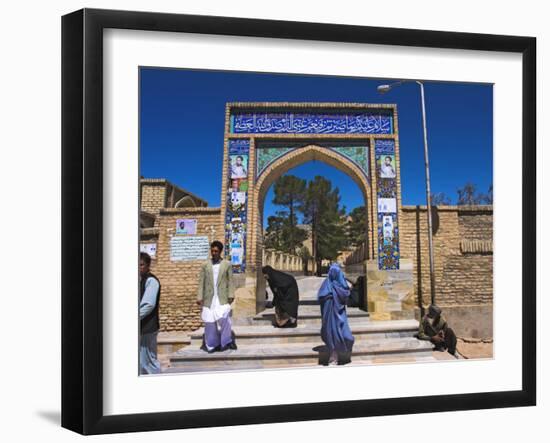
253;305;369;325
297;299;322;306
188;319;419;345
165;352;436;373
169;337;434;370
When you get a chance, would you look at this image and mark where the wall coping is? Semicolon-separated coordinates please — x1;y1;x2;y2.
159;207;221;215
227;102;397;111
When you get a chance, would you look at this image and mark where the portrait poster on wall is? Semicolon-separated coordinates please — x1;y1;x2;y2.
175;218;197;235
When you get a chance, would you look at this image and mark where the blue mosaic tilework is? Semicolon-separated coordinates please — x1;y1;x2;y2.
377;213;400;270
375;139;400;270
255;144;370;180
225;139;250;273
374;138;396;154
229;139;250;155
256;147;294;177
329;146;369;179
230;112;393;134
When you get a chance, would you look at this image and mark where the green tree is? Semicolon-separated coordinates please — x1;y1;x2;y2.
271;175;307;253
347;205;368;246
302;176;349;275
264;215;285;250
264;213;308;253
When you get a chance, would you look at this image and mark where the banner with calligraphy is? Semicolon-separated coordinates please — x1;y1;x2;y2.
230;111;393;135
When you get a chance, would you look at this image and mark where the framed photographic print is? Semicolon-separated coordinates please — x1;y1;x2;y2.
61;8;536;435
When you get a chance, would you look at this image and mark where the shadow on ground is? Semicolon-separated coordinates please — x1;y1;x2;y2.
36;410;60;426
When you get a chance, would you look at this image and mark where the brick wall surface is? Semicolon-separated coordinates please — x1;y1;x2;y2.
140;182;166;217
400;205;493;308
458;210;493;241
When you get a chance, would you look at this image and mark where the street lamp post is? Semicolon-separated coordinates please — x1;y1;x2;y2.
377;80;436;306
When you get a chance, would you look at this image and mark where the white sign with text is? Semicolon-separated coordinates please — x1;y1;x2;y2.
170;236;209;261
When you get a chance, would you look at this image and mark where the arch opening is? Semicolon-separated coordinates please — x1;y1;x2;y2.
252;144;374;310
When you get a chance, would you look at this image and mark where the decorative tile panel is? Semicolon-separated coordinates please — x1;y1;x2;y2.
255;144;370;180
225;139;250;273
230;111;393;134
256;147;294;177
329;146;369;179
375;139;400;270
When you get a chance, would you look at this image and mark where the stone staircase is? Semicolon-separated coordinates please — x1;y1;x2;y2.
167;276;434;373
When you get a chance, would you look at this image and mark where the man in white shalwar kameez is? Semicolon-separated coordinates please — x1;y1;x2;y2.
196;241;237;352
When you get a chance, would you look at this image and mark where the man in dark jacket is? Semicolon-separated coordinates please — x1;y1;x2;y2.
139;252;161;374
417;304;458;356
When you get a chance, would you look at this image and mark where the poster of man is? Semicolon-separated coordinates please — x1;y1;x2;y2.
229;191;246;212
230;231;244;265
383;215;394;245
176;218;197;235
229;154;249;192
379;154;396;178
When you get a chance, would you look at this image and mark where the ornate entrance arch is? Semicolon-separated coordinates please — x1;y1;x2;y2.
219;103;403;315
253;144;375;269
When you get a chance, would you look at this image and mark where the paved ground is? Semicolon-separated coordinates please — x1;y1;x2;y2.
456;338;493;359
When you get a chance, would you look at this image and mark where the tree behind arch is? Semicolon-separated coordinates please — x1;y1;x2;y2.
302;176;348;275
267;175;308;254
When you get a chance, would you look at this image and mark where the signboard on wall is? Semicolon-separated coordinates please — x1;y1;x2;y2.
140;243;157;258
170;236;209;261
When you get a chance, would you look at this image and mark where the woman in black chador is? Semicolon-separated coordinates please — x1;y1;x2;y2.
262;266;299;328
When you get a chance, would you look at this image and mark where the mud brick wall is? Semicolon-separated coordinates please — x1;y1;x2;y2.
459;210;493;241
399;205;493;308
142;207;223;332
140;180;167;217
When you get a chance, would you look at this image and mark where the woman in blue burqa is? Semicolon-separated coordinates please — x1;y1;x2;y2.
318;264;355;365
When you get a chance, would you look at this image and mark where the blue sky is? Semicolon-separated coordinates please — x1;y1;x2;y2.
140;68;492;223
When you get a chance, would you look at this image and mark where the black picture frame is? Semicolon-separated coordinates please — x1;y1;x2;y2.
61;8;536;435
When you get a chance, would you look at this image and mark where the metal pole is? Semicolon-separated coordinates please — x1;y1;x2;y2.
417;81;436;305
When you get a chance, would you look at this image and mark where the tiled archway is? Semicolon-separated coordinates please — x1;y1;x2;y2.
219;103;403;316
252;144;374;271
